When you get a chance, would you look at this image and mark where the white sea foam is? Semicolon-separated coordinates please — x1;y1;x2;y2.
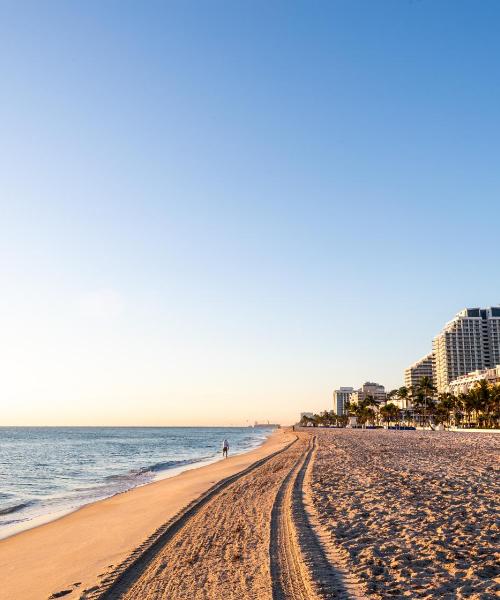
0;426;273;539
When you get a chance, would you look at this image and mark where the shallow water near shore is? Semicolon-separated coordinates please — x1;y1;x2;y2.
0;426;273;539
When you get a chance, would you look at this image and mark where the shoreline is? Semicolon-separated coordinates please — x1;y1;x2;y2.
0;431;272;542
0;428;293;600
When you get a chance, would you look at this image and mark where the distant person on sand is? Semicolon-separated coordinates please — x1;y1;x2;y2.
222;439;229;458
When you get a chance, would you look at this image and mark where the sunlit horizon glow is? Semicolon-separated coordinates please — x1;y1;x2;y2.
1;1;499;426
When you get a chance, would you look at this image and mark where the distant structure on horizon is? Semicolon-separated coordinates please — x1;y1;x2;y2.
253;421;280;428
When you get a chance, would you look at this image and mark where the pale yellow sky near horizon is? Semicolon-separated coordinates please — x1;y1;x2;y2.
0;288;336;426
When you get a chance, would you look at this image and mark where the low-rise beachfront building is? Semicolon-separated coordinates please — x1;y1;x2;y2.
391;393;411;410
404;353;434;391
333;387;354;416
300;412;314;419
433;306;500;393
350;382;386;405
446;365;500;395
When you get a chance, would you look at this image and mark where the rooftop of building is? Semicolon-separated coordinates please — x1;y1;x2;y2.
448;364;500;383
434;306;500;336
406;352;434;370
457;306;500;318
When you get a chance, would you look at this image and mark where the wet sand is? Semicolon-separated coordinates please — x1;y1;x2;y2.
0;429;293;600
117;435;309;600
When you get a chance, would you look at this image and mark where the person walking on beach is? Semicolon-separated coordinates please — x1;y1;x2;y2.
222;438;229;458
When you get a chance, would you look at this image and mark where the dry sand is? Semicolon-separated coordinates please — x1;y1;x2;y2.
101;432;358;600
309;429;500;599
0;429;294;600
2;428;498;600
118;435;309;600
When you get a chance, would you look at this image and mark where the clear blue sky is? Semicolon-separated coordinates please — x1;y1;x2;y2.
1;1;499;425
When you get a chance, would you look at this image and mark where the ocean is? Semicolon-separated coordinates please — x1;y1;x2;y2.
0;426;274;540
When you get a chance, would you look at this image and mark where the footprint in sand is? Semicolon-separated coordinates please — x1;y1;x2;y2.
48;581;82;598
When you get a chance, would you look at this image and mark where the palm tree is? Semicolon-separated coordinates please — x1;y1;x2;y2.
473;380;491;427
396;386;410;425
461;392;473;426
344;400;353;418
489;384;500;428
363;394;380;409
318;411;329;427
380;402;399;427
436;392;455;427
365;407;376;426
456;393;468;426
317;410;337;427
350;395;379;427
345;400;361;426
407;385;422;425
437;384;499;430
299;415;313;427
385;389;398;406
338;414;349;428
397;386;410;407
417;375;437;428
410;388;424;425
328;410;337;427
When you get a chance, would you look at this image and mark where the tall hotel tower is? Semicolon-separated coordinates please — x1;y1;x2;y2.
433;307;500;393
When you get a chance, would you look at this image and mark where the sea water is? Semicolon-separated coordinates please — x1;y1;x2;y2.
0;426;274;540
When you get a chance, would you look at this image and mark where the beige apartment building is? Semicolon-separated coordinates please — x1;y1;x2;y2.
447;365;500;395
433;307;500;393
350;381;386;405
404;353;434;391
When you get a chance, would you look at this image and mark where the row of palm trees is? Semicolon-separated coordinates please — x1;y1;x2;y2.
299;375;500;429
390;375;500;428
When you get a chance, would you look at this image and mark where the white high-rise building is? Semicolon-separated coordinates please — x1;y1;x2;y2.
433;307;500;393
333;387;354;416
404;353;434;390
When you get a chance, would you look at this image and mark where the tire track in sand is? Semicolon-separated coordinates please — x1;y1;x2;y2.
82;432;366;600
270;435;367;600
82;434;302;600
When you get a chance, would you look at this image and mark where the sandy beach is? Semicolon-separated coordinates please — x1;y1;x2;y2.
0;429;294;600
1;428;498;600
309;429;499;599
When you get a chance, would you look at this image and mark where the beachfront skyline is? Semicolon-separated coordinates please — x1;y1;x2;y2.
1;1;499;425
